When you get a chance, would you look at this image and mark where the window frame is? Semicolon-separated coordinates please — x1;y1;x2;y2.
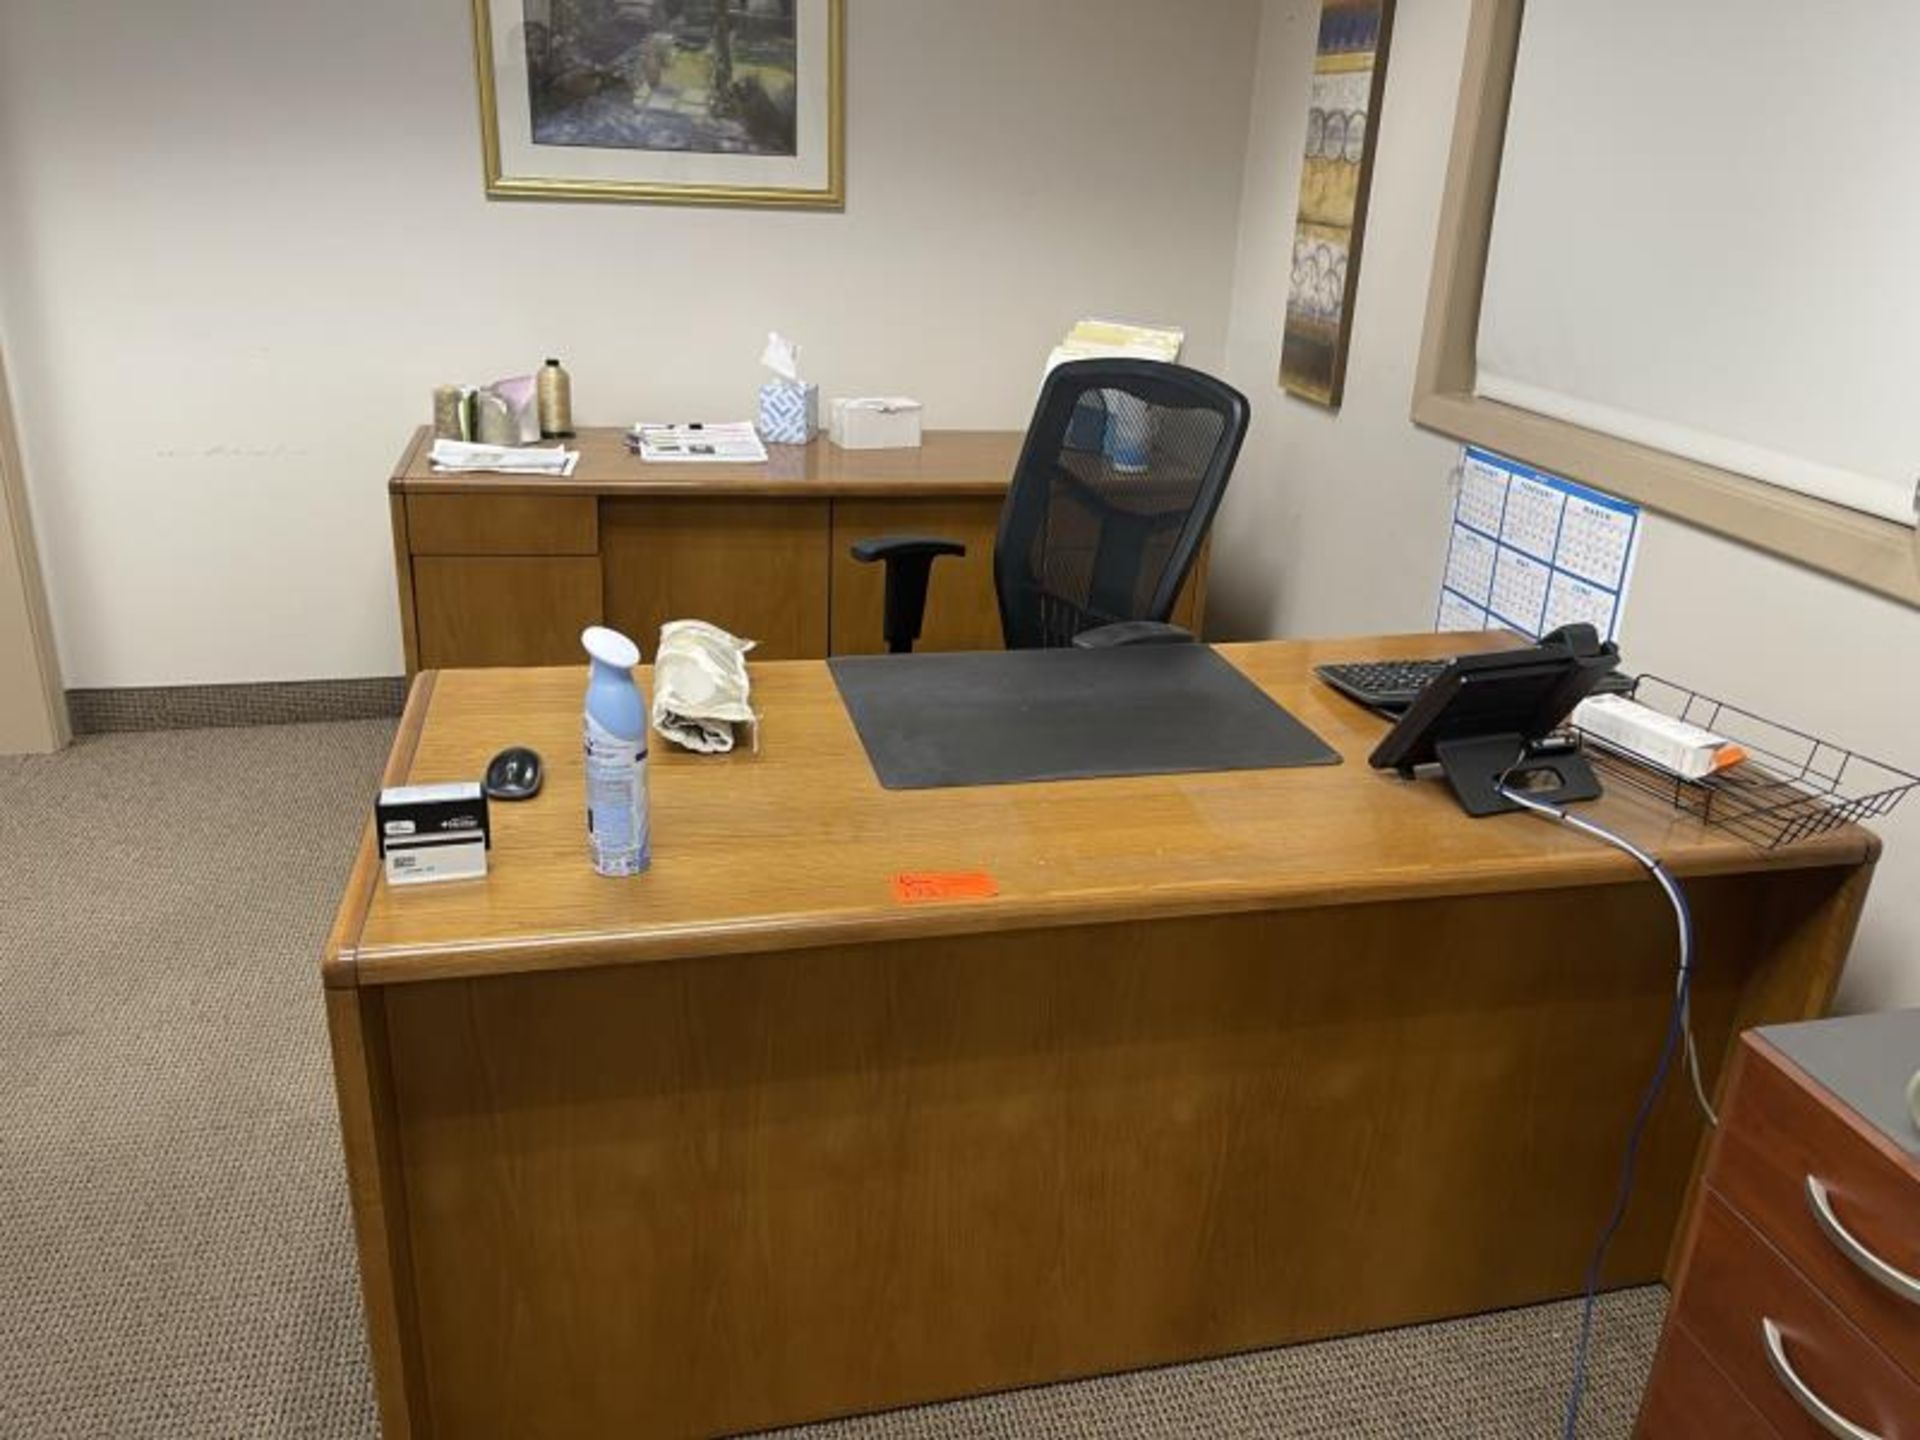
1412;0;1920;606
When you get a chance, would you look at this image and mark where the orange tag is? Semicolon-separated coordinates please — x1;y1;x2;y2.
891;871;1000;904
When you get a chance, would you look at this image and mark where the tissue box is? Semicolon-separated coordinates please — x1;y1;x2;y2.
829;397;924;450
758;380;819;445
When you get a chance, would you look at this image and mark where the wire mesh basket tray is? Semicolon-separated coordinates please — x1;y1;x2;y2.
1576;676;1917;850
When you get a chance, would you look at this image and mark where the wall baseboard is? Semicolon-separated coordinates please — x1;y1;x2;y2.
67;676;407;735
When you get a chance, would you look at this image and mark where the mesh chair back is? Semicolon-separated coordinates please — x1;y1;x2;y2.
994;359;1250;649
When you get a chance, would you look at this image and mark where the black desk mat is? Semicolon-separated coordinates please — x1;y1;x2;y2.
828;645;1341;791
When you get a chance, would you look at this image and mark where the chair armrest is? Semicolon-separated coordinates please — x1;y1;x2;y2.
848;536;968;654
850;535;967;564
1071;621;1196;649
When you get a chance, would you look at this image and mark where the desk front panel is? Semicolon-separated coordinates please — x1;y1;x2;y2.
374;869;1835;1439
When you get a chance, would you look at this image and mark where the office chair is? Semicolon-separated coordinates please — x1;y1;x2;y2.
851;359;1250;653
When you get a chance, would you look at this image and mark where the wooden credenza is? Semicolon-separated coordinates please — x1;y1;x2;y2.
1638;1011;1920;1437
388;428;1209;672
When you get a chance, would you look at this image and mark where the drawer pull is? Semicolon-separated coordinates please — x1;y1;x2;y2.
1762;1317;1883;1440
1807;1175;1920;1304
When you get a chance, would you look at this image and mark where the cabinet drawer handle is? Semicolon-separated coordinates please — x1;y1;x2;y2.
1762;1317;1882;1440
1807;1175;1920;1304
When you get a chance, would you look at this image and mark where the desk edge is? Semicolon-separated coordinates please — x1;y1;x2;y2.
387;429;1020;498
324;670;438;989
345;837;1876;989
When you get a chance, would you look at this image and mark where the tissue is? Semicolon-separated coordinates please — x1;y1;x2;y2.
761;331;801;383
757;332;818;444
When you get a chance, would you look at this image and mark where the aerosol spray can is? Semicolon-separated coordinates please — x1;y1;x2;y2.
581;626;650;877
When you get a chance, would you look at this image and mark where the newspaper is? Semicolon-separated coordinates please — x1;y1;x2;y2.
428;439;578;476
627;422;769;464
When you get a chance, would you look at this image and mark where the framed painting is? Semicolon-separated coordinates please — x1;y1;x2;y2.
1280;0;1394;407
473;0;845;208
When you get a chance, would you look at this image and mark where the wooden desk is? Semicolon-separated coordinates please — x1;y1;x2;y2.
388;427;1208;671
323;634;1877;1439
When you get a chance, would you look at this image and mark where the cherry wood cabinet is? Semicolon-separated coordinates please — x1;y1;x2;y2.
1638;1014;1920;1438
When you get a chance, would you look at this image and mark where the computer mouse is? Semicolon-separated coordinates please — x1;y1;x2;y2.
484;746;543;801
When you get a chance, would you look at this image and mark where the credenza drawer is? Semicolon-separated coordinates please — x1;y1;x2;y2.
1637;1317;1778;1439
1676;1191;1918;1439
1717;1041;1920;1383
408;493;598;556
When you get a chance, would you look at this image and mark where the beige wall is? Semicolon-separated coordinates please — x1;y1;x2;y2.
0;0;1260;687
1210;0;1919;1010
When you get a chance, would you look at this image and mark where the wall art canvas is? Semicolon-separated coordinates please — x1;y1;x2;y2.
1281;0;1394;406
474;0;843;207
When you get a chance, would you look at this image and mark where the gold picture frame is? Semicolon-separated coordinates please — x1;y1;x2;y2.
473;0;845;209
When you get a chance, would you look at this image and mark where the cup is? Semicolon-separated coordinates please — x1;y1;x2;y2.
1065;393;1108;452
1102;390;1153;473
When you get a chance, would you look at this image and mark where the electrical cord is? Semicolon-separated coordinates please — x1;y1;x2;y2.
1493;774;1713;1439
1500;782;1717;1128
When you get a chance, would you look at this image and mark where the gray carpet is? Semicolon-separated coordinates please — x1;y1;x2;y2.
0;721;1664;1438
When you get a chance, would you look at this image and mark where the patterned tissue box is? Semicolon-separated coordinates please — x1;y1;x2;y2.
758;380;819;445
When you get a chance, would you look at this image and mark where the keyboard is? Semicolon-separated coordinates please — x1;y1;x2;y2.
1314;656;1636;716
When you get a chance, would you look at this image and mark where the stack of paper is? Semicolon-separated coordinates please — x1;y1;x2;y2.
429;439;578;477
1046;318;1186;374
627;423;769;464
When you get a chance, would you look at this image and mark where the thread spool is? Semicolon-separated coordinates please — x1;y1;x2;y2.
538;358;574;439
432;385;468;441
472;391;516;447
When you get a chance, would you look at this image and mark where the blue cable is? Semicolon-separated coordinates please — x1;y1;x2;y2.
1495;780;1697;1440
1559;928;1688;1438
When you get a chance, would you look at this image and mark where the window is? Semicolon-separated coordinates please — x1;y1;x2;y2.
1414;0;1920;604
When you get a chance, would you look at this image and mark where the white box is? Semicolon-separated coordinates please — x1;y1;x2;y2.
1572;694;1742;781
377;781;491;886
829;397;923;450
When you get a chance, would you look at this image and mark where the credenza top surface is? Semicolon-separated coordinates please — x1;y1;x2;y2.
390;427;1023;499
